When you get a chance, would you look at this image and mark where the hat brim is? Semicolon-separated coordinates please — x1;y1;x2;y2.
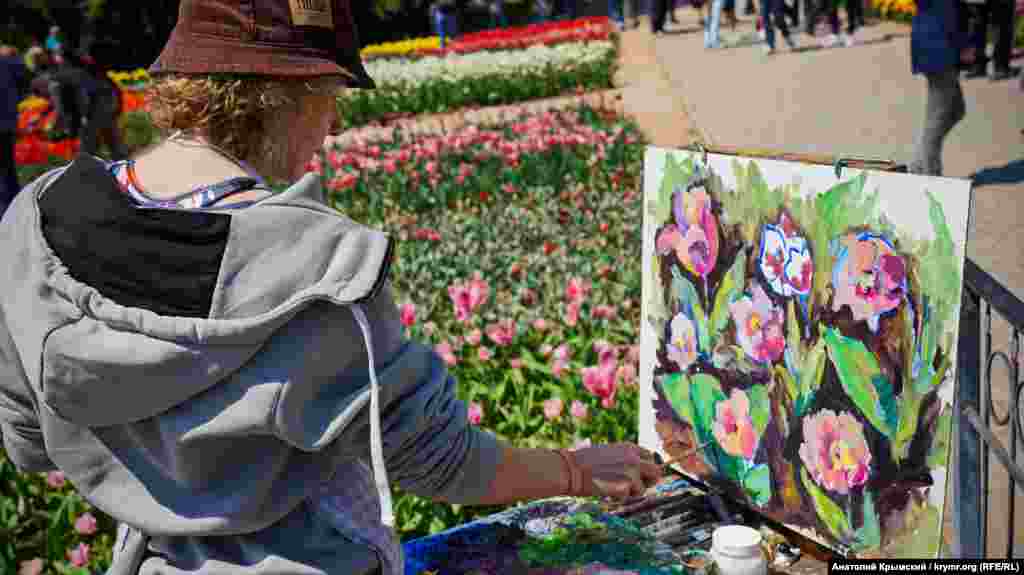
149;26;374;89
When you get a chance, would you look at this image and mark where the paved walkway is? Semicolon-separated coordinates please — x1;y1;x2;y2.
615;11;1024;559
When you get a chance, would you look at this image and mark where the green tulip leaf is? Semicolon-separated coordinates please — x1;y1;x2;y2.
853;493;882;551
746;384;772;437
801;468;852;542
742;463;772;507
824;328;898;438
709;251;747;344
660;373;695;428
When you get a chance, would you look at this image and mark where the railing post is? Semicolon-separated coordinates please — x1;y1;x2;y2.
954;288;984;558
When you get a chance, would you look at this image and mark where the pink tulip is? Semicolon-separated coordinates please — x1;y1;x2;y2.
543;398;564;421
616;364;637;388
46;471;66;489
593;340;618;366
553;344;571;362
592;304;617;320
564;301;580;327
466;329;483;346
510;358;523;369
399;303;417;327
468;402;484;425
551;359;570;379
67;543;90;567
532;318;549;331
729;284;786;364
485;320;517;347
713;389;759;460
571;438;592;451
582;363;618;408
570;400;589;421
565;277;591;304
540;343;554;356
626;345;642;366
18;559;43;575
799;409;872;494
74;512;98;536
434;342;458;367
448;274;490;323
478;347;493;362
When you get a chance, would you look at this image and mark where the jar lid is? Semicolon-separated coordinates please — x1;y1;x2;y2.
712;525;763;557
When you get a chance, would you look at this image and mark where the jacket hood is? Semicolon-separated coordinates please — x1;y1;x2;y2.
0;155;403;534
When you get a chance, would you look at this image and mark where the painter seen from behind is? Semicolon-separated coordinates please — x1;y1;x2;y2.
0;1;664;574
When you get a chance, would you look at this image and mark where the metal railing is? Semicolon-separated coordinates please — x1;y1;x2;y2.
953;258;1024;558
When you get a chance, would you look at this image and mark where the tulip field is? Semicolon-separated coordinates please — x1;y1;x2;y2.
3;16;646;574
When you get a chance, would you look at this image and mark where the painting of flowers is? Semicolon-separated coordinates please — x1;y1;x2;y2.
638;147;972;558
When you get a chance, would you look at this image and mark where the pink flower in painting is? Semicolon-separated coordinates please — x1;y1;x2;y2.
434;342;458;367
713;389;759;460
543;398;564;421
468;402;484;425
831;232;907;333
759;214;813;298
667;313;699;370
582;363;618;408
564;301;580;327
46;471;66;489
67;543;90;568
565;277;591;304
19;559;43;575
616;363;637;388
510;358;523;369
799;410;872;495
655;183;720;278
399;303;417;327
466;328;483;346
74;512;97;536
532;318;549;332
485;320;517;347
570;400;589;421
478;347;493;362
729;284;786;364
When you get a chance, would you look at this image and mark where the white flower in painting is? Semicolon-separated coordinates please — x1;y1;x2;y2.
667;313;698;370
759;214;813;298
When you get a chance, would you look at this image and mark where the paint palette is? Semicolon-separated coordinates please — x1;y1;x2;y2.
638;147;972;558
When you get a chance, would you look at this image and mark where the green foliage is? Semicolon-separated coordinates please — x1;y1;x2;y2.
824;328;898;438
800;467;852;543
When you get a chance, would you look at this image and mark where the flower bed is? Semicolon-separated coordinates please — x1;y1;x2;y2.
1;103;647;573
360;16;613;60
339;40;618;128
870;0;915;19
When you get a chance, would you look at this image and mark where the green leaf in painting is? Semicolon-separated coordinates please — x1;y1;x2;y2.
690;373;727;456
853;493;882;551
927;406;953;468
800;468;852;542
709;251;747;345
742;464;772;507
824;328;898;437
746;385;772;437
786;300;801;364
660;373;695;428
672;265;709;353
799;338;827;414
893;392;923;464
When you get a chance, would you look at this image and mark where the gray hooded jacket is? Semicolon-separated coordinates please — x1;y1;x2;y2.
0;157;501;574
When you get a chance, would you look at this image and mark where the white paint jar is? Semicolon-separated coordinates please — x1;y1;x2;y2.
710;525;767;575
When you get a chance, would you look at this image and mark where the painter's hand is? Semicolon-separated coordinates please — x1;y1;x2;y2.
569;443;664;499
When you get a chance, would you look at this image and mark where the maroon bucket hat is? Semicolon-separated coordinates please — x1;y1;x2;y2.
150;0;374;88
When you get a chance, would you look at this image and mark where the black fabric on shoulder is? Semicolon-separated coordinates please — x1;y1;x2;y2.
38;155;231;319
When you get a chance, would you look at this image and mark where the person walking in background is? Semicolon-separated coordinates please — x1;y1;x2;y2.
909;0;966;176
431;0;458;48
45;26;62;58
1;45;28;215
964;0;1020;80
610;0;642;30
761;0;798;52
79;43;129;160
49;54;92;140
653;0;672;32
704;0;726;46
490;0;509;27
804;0;852;47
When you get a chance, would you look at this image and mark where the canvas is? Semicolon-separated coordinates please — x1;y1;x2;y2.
638;147;972;558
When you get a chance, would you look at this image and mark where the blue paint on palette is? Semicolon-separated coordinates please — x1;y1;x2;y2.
655;477;693;494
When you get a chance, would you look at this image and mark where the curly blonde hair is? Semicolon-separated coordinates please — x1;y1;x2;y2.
145;74;343;173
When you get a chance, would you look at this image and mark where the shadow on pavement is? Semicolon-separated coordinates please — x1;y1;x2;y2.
970;159;1024;188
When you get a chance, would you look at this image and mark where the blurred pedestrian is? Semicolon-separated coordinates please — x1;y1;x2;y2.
761;0;798;52
45;26;62;58
79;43;129;160
963;0;1020;80
910;0;966;176
1;45;29;214
610;0;641;29
431;0;458;48
653;0;672;32
24;41;45;73
49;54;92;139
805;0;852;47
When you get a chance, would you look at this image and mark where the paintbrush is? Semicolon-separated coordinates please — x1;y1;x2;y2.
653;441;712;469
612;489;703;518
632;495;711;527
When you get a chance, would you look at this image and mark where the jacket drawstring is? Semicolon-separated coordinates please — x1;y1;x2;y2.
349;305;395;529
